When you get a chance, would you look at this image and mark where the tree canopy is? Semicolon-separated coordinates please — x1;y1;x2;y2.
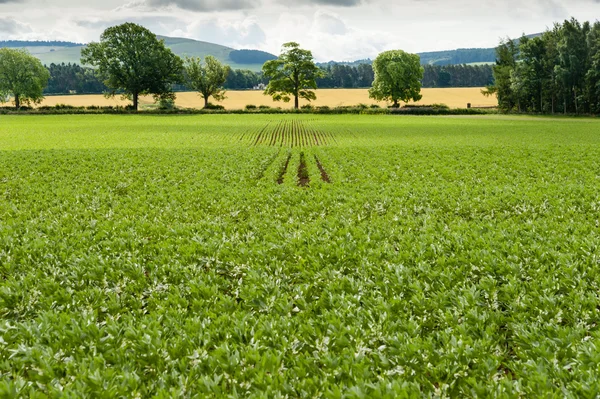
0;48;50;109
369;50;424;107
184;56;230;108
81;23;183;110
262;42;323;109
486;18;600;114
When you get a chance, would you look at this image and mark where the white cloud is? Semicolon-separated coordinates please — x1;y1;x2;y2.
1;0;600;60
169;17;266;47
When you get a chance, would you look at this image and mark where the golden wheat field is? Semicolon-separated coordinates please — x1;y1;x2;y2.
40;88;497;109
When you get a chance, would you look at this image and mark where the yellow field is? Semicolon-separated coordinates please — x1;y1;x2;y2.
40;88;497;110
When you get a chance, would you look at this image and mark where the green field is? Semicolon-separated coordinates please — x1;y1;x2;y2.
1;114;600;396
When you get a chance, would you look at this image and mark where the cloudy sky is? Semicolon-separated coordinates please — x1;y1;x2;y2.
0;0;599;61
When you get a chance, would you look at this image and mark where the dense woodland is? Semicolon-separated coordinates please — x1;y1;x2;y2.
490;18;600;114
418;48;497;65
422;64;493;87
43;62;494;94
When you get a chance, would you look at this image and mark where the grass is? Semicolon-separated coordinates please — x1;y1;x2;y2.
1;114;600;396
40;87;498;110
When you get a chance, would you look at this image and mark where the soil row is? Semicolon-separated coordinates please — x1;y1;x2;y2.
275;152;331;187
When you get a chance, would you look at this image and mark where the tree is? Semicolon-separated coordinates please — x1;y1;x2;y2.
369;50;424;108
586;22;600;113
81;23;183;111
262;42;323;109
184;56;230;108
0;48;50;109
484;38;519;112
556;18;589;114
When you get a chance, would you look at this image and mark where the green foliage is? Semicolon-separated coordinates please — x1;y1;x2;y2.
80;23;183;111
490;18;600;114
369;50;424;107
0;48;50;109
1;114;600;396
184;55;230;108
422;64;494;88
158;97;176;110
44;63;106;95
262;42;324;109
203;102;225;110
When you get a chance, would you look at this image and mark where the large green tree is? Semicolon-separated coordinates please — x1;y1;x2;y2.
482;39;519;111
0;48;50;109
184;56;230;108
369;50;424;108
262;42;323;109
81;23;183;111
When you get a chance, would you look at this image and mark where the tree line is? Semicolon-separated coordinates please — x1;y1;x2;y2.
43;63;269;94
41;61;493;96
486;18;600;114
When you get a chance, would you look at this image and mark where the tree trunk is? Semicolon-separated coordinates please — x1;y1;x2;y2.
14;94;20;110
294;95;299;110
133;93;139;111
204;96;209;108
574;87;578;114
393;99;399;108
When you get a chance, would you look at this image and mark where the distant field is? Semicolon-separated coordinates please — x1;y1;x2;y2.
41;87;497;109
2;114;600;396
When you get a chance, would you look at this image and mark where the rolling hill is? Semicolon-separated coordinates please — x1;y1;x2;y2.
0;37;276;72
1;32;543;70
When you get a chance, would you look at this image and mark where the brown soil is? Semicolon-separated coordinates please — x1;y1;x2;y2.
314;155;331;183
297;152;310;187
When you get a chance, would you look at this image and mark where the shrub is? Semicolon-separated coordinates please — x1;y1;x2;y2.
204;103;225;110
245;104;257;110
402;103;450;110
158;97;176;110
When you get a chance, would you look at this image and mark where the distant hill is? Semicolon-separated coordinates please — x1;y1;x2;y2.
417;48;497;66
2;32;544;70
0;36;277;72
417;33;542;66
0;40;83;48
318;33;543;67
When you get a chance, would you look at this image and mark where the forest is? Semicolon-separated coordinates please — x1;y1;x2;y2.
489;18;600;114
43;62;493;95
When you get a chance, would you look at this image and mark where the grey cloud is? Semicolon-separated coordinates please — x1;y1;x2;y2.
308;0;362;5
76;16;181;30
279;0;363;6
0;17;32;34
121;0;260;12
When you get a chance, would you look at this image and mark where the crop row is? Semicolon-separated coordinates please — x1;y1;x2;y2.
239;119;337;147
